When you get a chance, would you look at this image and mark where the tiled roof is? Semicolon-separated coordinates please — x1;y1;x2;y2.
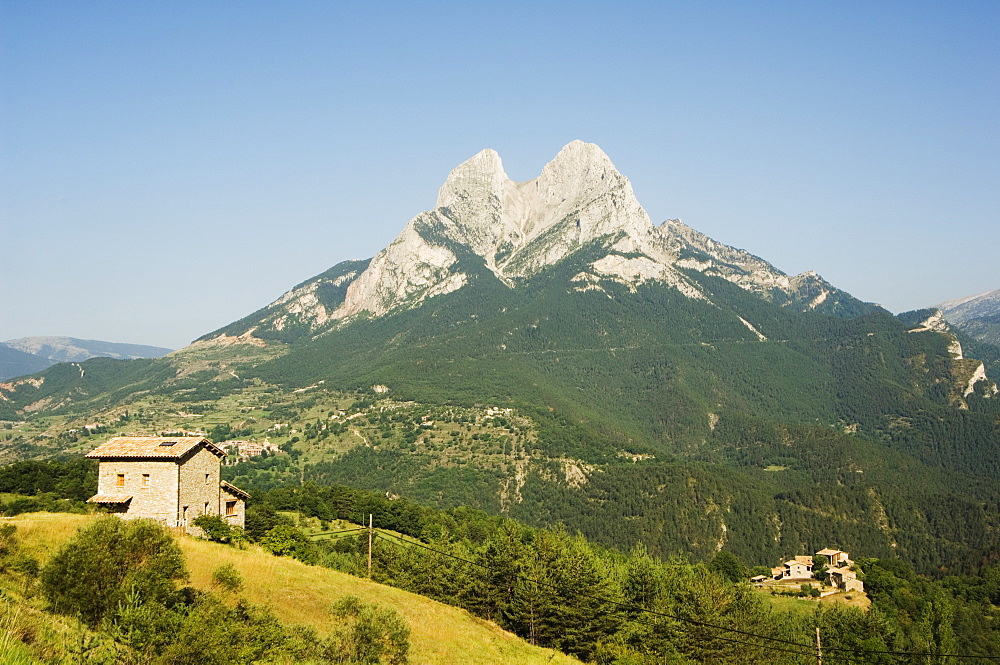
85;436;224;459
88;494;133;504
816;548;843;556
829;566;855;576
221;480;251;500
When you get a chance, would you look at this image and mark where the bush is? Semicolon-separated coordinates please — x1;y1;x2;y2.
192;514;245;545
260;524;319;564
40;517;187;627
329;596;410;665
157;596;290;665
211;563;243;593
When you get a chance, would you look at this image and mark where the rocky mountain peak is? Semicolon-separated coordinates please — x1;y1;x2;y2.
200;142;875;344
435;148;508;211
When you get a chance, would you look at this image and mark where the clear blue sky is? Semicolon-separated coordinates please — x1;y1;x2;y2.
2;1;997;349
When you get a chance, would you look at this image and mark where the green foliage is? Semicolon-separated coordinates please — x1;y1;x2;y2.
40;517;188;627
812;554;828;582
260;524;320;564
0;457;97;500
708;551;747;583
156;596;290;665
243;504;294;540
191;514;245;545
329;595;411;665
210;563;243;593
244;480;1000;662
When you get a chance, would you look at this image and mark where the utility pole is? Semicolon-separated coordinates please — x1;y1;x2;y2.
367;513;373;578
815;626;822;665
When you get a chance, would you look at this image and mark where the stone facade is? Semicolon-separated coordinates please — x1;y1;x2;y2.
221;481;249;526
87;436;248;530
176;446;222;524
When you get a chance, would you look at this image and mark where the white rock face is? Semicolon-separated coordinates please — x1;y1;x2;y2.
333;140;703;320
662;219;838;307
963;362;997;398
908;310;950;334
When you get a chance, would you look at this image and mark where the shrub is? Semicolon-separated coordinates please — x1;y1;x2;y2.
328;596;410;665
211;563;243;593
158;596;289;665
192;514;245;545
260;524;319;564
40;517;187;627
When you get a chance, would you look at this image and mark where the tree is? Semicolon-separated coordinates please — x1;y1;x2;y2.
709;550;747;584
812;554;829;583
40;517;187;627
260;524;318;564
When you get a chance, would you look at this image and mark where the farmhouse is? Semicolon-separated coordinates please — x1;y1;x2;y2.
771;555;814;580
86;436;249;529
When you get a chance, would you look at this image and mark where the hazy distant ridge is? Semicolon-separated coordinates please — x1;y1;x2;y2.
0;336;173;380
936;289;1000;346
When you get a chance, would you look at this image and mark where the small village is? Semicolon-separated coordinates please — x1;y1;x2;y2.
752;548;865;600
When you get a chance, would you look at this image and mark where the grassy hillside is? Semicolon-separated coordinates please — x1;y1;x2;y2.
3;512;579;665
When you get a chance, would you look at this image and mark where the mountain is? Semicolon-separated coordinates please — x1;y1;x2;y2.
4;336;174;364
937;289;1000;346
2;141;999;574
199;141;870;346
0;343;53;381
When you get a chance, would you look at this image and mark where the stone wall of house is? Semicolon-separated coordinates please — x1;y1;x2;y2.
97;459;179;523
178;447;223;524
221;487;246;527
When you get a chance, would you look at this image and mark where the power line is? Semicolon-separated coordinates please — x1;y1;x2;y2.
307;526;369;539
371;529;1000;662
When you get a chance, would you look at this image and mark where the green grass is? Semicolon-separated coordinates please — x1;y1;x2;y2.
754;585;870;617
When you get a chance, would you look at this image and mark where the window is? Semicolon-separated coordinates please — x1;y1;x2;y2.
205;473;210;485
142;474;150;487
204;502;210;514
116;474;125;487
225;501;236;516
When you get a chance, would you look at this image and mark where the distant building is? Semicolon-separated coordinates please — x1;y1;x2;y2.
816;548;850;568
772;555;814;580
828;565;864;592
86;436;249;530
220;439;280;460
768;548;864;593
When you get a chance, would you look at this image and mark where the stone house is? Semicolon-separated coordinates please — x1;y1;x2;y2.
816;548;850;568
86;436;250;530
771;555;814;580
828;565;864;592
